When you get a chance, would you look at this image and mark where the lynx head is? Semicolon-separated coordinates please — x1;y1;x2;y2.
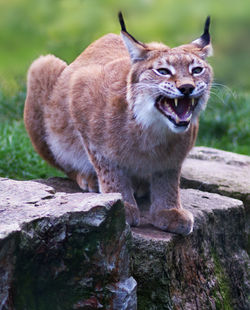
119;12;213;134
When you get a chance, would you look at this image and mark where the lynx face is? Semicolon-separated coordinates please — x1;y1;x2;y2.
128;51;212;133
121;15;213;133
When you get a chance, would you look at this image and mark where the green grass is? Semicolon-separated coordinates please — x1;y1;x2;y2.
0;120;63;180
0;86;249;181
0;88;63;180
197;86;250;155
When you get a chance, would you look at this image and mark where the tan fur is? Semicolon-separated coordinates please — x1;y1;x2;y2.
24;22;213;235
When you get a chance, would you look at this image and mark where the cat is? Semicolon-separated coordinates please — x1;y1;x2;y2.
24;12;213;235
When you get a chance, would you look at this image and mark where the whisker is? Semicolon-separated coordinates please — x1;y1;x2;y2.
211;82;235;97
209;91;226;104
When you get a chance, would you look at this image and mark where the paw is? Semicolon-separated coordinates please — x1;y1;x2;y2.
76;173;99;193
151;208;194;235
124;202;140;227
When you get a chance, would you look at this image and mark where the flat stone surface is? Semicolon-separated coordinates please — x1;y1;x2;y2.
131;189;249;310
0;178;136;310
0;178;122;239
182;147;250;207
132;188;244;239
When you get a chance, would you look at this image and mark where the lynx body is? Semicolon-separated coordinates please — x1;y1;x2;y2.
24;14;213;235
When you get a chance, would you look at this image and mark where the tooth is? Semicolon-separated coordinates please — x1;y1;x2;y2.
186;114;192;121
192;98;195;106
174;98;178;107
175;116;180;124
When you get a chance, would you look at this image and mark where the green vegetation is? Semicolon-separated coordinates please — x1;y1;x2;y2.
0;88;63;179
211;250;233;310
198;87;250;155
0;0;249;180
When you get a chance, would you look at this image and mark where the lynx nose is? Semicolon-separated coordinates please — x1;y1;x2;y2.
178;84;195;96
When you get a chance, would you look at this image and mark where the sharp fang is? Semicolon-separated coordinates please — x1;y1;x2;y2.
192;98;195;106
174;98;178;107
175;116;180;124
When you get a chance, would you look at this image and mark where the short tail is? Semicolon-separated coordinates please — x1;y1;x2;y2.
26;54;67;106
24;55;67;169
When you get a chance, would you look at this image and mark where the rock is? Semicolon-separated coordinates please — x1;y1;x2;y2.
0;178;136;310
0;146;249;310
182;146;250;207
131;189;249;310
108;277;137;310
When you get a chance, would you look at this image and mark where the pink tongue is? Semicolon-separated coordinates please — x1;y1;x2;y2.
171;98;190;118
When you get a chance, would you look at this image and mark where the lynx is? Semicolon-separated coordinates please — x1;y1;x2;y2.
24;13;213;235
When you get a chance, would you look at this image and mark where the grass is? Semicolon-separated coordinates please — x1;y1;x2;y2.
0;120;63;180
0;86;249;181
197;86;250;155
0;88;63;180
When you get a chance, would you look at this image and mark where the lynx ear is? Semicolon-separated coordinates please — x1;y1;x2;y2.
191;16;213;59
118;12;147;62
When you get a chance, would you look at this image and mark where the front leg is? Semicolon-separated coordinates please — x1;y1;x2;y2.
150;169;194;235
90;154;140;226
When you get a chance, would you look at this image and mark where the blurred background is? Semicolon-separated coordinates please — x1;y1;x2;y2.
0;0;249;180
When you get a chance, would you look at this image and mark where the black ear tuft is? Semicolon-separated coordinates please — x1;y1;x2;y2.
118;11;146;48
118;11;127;32
200;16;211;46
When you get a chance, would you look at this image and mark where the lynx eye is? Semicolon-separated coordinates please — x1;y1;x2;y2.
155;68;172;76
192;67;204;75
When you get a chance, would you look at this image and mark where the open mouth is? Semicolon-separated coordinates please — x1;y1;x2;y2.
155;96;199;128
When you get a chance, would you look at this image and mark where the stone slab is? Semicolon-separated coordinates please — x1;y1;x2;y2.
0;178;136;310
182;147;250;207
131;188;249;310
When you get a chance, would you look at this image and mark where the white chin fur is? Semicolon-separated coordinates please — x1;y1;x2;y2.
166;119;190;133
132;95;165;130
